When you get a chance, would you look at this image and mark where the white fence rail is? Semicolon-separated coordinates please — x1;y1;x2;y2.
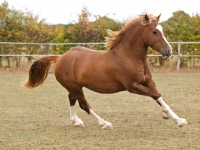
0;42;200;71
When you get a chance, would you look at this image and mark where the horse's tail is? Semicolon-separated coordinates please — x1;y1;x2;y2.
24;56;59;88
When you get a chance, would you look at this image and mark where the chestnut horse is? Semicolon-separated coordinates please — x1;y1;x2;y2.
25;14;187;129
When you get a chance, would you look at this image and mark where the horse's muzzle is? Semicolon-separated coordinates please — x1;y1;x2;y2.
162;49;172;60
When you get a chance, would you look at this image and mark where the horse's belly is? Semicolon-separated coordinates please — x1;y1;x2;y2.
84;81;125;94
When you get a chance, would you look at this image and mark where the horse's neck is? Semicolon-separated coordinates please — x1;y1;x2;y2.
114;31;148;61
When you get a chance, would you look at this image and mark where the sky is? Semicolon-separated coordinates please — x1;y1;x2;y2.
3;0;200;24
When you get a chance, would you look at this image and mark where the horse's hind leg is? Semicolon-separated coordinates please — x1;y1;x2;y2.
68;94;85;127
89;109;113;129
72;90;113;129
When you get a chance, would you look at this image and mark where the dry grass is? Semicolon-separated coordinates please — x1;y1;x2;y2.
0;71;200;150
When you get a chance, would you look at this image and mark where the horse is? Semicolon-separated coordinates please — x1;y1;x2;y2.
24;14;188;129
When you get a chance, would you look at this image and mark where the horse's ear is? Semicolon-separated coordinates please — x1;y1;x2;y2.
156;14;161;21
144;14;149;21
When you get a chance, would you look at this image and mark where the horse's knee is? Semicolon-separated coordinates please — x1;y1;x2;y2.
127;82;161;99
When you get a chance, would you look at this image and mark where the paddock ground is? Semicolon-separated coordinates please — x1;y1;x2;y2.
0;71;200;150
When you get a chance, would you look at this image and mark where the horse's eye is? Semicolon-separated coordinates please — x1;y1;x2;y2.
152;31;157;35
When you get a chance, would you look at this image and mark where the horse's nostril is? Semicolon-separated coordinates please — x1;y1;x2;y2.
168;50;172;55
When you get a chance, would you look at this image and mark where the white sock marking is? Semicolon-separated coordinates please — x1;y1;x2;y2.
89;109;113;129
70;106;84;127
157;97;188;127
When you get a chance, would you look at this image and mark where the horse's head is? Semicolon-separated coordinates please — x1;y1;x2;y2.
142;14;172;59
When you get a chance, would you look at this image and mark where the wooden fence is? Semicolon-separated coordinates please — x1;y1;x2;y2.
0;42;200;71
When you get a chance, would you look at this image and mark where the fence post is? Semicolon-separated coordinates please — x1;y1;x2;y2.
176;41;181;71
45;43;49;56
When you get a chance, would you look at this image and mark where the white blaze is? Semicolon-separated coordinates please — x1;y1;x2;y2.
156;25;172;52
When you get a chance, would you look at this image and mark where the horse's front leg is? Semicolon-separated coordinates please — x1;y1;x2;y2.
128;81;188;127
157;97;188;127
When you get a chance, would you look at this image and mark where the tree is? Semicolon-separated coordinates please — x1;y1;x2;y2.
161;10;200;68
0;1;25;67
0;1;56;67
66;6;121;50
51;24;67;54
23;10;55;64
67;6;93;43
0;1;10;67
161;11;191;42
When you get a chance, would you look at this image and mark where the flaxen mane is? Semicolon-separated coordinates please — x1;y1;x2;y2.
105;14;158;50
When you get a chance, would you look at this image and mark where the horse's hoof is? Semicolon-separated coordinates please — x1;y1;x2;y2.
71;117;85;127
98;118;113;129
74;123;85;128
162;112;170;119
100;121;113;130
176;118;188;127
101;124;113;130
162;109;170;119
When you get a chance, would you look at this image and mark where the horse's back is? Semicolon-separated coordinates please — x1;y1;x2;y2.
68;46;104;53
60;46;105;65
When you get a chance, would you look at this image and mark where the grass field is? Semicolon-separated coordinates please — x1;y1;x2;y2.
0;71;200;150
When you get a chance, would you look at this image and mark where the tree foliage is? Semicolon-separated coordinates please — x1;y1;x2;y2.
160;11;200;67
54;6;122;53
66;7;121;45
1;1;200;69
